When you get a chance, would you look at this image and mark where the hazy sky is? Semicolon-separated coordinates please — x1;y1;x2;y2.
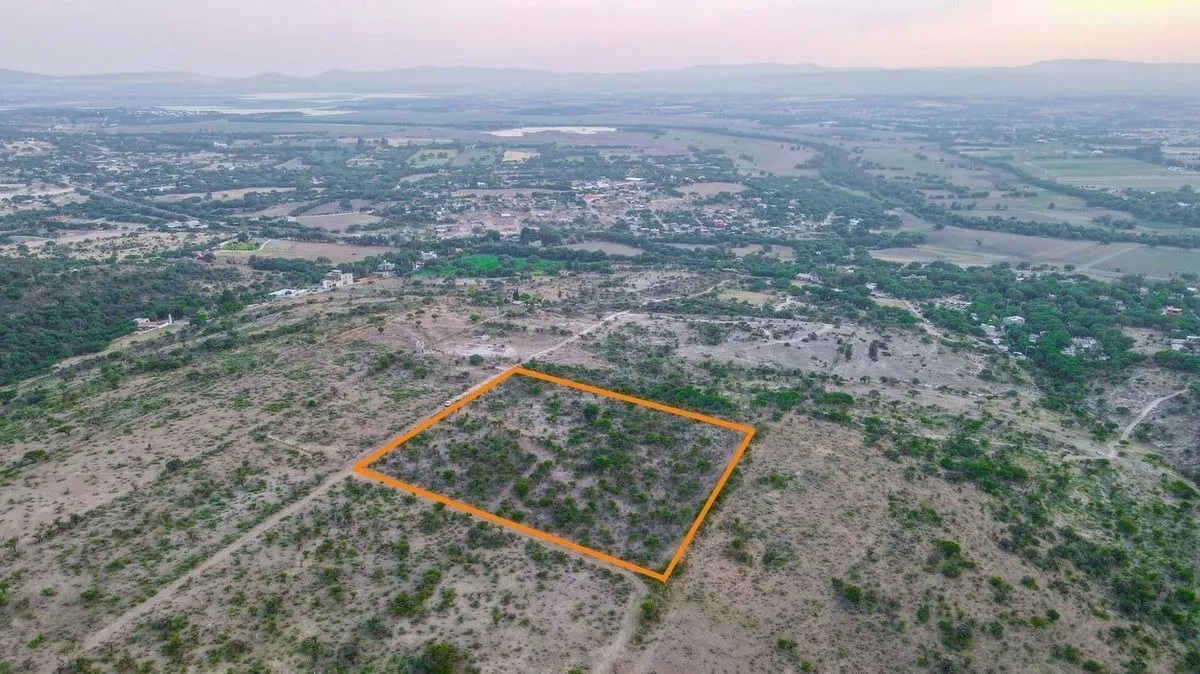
3;0;1199;76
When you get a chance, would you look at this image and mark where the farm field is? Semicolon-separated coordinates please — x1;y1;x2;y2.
293;212;382;230
451;146;502;167
563;241;645;256
1022;158;1200;190
502;149;537;162
218;238;395;262
678;181;746;196
732;244;794;261
1086;245;1200;276
663;131;815;175
870;226;1200;278
419;253;563;276
408;148;458;167
975;145;1200;190
152;187;294;202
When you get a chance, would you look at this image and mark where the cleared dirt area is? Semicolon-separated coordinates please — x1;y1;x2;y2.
219;238;395;262
732;244;794;261
294;212;382;230
300;199;373;216
502;149;537;162
678;181;746;196
563;241;645;256
153;187;294;202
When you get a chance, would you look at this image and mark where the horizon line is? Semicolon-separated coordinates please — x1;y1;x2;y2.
4;58;1200;81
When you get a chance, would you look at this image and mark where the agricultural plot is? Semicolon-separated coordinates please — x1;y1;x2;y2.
408;149;458;168
417;253;563;276
1086;245;1200;276
870;226;1200;278
293;212;382;230
451;146;502;167
1003;151;1200;191
562;241;646;256
220;239;395;262
360;368;751;578
152;187;294;202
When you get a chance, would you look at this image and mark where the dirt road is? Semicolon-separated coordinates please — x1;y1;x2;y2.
72;292;665;660
73;280;728;661
592;590;643;674
74;466;353;659
1115;389;1188;449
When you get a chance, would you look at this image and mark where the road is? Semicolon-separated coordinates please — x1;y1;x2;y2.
1062;388;1190;464
63;178;200;223
73;279;726;660
73;468;353;660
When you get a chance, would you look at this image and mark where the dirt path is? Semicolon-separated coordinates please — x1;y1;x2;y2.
72;303;635;660
1114;389;1188;451
1062;388;1191;464
527;279;728;363
902;299;946;341
72;281;727;662
592;588;643;674
1082;244;1141;271
74;465;353;661
528;309;631;361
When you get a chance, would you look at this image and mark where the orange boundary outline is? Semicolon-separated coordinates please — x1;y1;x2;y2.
353;365;755;582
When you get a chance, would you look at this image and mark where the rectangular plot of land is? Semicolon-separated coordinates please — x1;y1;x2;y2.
355;367;753;581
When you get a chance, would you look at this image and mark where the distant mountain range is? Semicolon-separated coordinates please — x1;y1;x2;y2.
3;60;1200;102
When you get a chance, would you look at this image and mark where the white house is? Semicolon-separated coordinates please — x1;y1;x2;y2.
322;270;354;290
133;314;174;331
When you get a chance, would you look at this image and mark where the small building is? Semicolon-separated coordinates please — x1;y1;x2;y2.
1170;339;1187;352
1071;337;1099;351
1164;306;1184;317
133;314;174;331
322;270;354;290
1002;316;1026;327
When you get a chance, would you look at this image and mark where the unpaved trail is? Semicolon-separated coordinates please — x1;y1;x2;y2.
592;585;643;674
1115;389;1188;450
1063;388;1191;464
73;368;521;661
528;279;728;362
72;280;728;663
72;303;636;660
902;299;946;341
74;465;353;660
529;309;631;361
